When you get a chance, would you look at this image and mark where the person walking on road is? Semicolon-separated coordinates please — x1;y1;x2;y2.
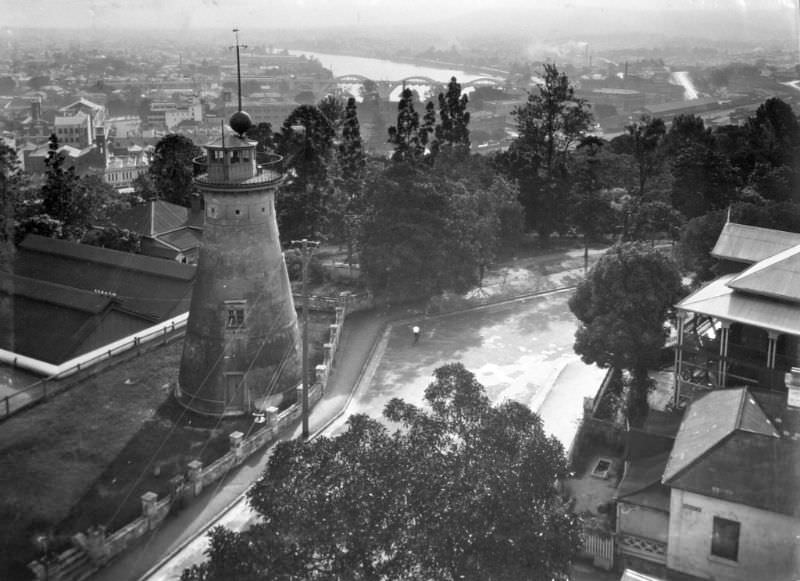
412;325;421;344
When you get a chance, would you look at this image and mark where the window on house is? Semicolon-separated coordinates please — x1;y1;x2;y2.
225;302;246;328
711;517;740;561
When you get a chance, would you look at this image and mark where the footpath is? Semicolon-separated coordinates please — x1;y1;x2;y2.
91;243;609;581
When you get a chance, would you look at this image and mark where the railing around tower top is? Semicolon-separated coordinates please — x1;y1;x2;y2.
192;151;284;184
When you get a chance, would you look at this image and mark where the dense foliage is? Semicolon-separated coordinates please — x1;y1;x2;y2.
275;104;338;240
182;363;581;581
149;133;202;207
496;64;594;239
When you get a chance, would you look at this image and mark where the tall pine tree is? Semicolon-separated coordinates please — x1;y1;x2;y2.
435;76;471;157
339;97;365;183
40;134;79;228
387;88;424;162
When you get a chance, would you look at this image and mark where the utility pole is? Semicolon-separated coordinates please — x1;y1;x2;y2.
291;238;320;438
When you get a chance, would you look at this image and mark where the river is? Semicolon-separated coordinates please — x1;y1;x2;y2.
284;48;500;100
286;48;493;82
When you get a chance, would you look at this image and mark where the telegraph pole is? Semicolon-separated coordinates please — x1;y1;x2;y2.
291;238;320;438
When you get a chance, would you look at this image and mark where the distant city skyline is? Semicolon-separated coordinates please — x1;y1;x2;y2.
2;0;797;32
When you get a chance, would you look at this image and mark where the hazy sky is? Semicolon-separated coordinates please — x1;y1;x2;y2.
2;0;797;31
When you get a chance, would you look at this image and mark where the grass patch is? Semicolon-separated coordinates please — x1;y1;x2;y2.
0;309;335;578
59;395;259;533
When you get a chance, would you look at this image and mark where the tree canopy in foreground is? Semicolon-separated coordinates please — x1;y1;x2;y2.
182;363;581;581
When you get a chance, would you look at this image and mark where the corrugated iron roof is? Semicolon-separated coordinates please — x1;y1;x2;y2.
661;387;800;516
667;430;800;517
159;228;201;252
677;275;800;336
726;245;800;303
110;200;190;237
20;234;195;281
711;222;800;264
663;388;781;496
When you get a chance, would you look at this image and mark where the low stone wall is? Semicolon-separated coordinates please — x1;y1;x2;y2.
28;301;350;580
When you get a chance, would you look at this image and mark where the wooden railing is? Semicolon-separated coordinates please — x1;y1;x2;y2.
618;532;667;564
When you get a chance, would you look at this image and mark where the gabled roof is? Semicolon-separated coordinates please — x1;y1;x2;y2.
110;200;190;237
726;245;800;303
711;222;800;264
54;111;89;126
159;228;201;253
59;97;104;114
662;388;800;516
664;388;779;482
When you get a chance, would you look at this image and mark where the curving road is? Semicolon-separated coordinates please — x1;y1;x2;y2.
138;288;606;580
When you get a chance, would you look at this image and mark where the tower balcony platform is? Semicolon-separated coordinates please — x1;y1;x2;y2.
192;152;284;187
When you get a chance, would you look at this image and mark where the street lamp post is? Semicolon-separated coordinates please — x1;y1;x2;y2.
291;238;320;439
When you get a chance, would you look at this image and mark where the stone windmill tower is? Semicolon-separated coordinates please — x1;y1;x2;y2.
176;33;302;416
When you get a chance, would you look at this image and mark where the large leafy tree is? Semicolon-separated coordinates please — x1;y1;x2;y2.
616;115;667;200
149;134;201;207
670;142;739;218
662;114;740;219
497;64;593;239
33;135;118;241
245;121;274;154
569;243;684;427
359;158;518;301
359;162;468;299
40;134;80;228
275;105;337;240
182;363;581;581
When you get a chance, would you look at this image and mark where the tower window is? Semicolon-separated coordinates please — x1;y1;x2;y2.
235;209;241;216
226;303;246;328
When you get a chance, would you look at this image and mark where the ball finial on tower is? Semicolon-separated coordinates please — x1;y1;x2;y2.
229;110;253;136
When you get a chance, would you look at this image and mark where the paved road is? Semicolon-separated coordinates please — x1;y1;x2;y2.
136;289;607;581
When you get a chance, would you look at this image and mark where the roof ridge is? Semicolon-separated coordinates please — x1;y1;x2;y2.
734;386;747;430
663;430;733;485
